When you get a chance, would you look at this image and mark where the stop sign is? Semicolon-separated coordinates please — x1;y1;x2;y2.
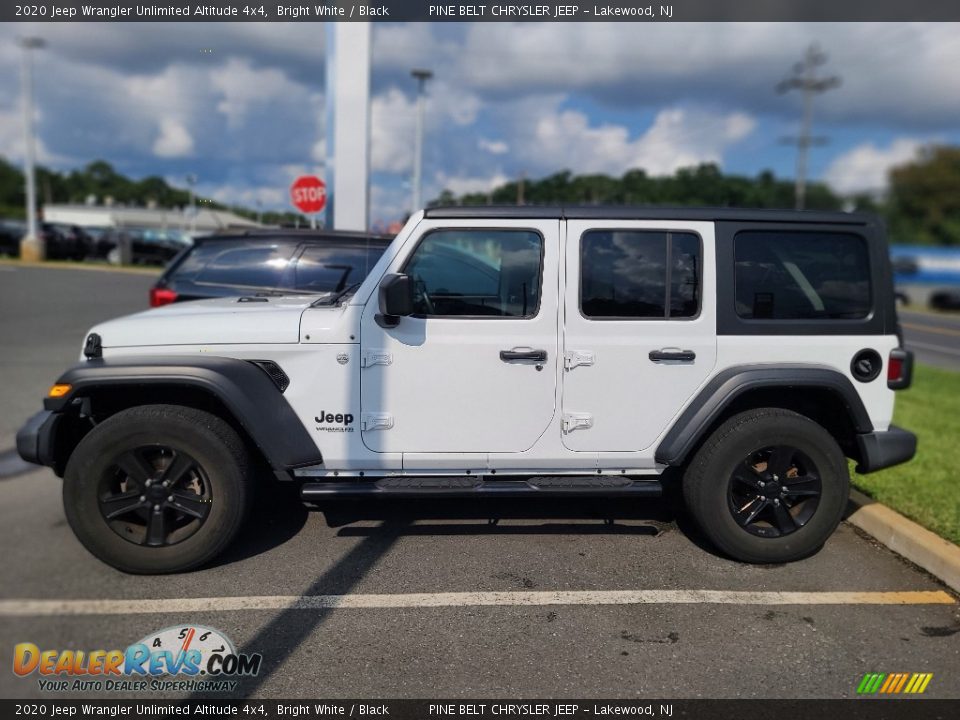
290;176;326;214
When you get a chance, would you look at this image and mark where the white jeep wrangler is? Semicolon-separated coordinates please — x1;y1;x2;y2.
18;207;916;573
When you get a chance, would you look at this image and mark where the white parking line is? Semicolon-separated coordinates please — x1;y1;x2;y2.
0;590;952;616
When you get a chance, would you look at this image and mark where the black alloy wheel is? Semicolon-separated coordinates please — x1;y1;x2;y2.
98;446;212;547
727;445;822;538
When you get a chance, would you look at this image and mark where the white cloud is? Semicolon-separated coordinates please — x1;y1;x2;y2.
434;171;511;197
479;138;509;155
507;101;756;177
0;97;61;166
371;88;415;174
427;22;960;129
370;82;482;174
153;117;194;158
824;138;927;194
311;137;326;163
204;182;286;209
369;182;412;226
210;57;317;128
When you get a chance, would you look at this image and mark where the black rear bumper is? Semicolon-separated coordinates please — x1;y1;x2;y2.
16;410;60;468
855;425;917;473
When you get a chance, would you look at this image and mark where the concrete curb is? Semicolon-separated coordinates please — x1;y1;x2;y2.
847;489;960;593
0;258;160;276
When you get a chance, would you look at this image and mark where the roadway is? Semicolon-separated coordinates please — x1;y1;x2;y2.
0;265;957;700
901;309;960;371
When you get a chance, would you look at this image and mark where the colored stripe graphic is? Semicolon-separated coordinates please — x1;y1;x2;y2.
857;672;933;694
893;673;909;693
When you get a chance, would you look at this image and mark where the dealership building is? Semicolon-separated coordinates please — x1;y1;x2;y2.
41;203;261;235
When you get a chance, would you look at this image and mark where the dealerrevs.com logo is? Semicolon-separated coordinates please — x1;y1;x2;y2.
13;625;262;693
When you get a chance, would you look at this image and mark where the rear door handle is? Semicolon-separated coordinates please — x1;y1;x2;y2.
500;348;547;362
649;349;696;362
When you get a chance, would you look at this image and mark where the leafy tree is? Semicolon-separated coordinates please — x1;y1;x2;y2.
433;164;842;212
887;146;960;246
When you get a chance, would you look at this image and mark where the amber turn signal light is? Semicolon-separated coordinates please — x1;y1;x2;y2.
48;383;72;398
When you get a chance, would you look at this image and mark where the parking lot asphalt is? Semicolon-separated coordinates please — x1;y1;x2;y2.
901;309;960;371
0;265;958;700
0;264;158;450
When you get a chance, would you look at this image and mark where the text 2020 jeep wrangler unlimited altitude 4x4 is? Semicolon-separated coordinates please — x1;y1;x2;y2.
18;207;916;574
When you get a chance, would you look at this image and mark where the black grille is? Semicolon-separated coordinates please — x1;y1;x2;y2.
250;360;290;392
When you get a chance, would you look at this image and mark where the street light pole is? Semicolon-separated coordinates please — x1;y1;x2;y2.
410;68;433;214
185;173;198;234
18;37;45;261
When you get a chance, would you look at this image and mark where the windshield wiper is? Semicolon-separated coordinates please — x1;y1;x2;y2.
311;282;362;307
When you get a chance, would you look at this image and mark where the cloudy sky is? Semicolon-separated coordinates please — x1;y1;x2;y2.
1;21;958;225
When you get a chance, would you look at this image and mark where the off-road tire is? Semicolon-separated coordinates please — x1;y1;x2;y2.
683;408;849;563
63;404;251;574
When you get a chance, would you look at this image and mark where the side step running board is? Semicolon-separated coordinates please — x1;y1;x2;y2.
301;475;662;500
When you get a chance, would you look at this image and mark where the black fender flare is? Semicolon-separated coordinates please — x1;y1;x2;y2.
45;356;322;471
655;364;873;467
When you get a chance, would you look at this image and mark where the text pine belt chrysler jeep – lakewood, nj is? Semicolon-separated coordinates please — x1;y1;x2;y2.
16;206;916;574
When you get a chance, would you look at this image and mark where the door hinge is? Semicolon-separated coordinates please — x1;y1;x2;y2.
361;413;394;432
564;350;595;371
361;350;393;368
562;412;594;434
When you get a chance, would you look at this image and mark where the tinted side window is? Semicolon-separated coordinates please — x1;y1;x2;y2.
404;230;543;317
581;230;701;319
193;245;296;288
671;232;701;318
734;231;871;320
293;244;386;292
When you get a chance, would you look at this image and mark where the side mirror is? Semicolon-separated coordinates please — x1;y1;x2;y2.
377;273;414;327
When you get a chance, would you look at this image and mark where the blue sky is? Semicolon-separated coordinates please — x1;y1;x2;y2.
1;21;958;226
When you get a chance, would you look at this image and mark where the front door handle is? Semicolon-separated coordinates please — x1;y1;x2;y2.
649;349;696;362
500;348;547;362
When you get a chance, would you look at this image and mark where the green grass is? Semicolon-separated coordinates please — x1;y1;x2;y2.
852;364;960;545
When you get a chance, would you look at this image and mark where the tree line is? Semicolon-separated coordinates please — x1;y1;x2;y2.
430;146;960;246
0;157;303;227
2;147;959;245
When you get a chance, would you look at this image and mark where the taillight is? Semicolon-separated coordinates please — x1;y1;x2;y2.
150;287;178;307
887;348;913;390
887;357;903;382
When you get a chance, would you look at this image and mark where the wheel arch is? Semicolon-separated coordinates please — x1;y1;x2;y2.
655;365;872;469
43;356;322;477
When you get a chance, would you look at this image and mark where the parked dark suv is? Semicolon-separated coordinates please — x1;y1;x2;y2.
150;230;392;306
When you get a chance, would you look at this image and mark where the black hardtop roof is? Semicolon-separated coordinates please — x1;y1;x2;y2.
195;228;393;244
423;205;875;225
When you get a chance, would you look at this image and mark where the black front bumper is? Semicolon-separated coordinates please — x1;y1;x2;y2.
16;410;60;468
855;425;917;473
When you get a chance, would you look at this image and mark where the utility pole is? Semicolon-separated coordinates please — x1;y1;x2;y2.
777;44;840;210
410;68;433;213
18;37;45;261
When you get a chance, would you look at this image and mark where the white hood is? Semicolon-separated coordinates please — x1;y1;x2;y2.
88;295;331;348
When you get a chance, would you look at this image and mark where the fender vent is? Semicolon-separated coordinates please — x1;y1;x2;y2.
250;360;290;392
